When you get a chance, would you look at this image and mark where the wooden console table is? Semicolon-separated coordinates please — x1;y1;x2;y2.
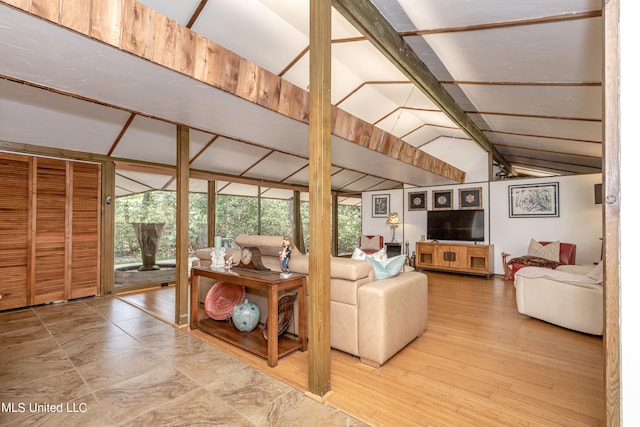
190;267;307;367
415;241;493;278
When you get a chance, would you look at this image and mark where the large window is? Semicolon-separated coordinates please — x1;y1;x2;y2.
114;191;208;266
113;184;362;265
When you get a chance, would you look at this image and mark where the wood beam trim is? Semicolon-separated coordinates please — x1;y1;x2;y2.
5;0;463;183
332;0;510;172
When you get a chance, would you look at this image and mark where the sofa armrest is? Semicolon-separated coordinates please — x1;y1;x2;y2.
357;272;428;367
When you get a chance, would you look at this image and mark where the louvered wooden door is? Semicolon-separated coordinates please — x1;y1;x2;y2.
0;153;100;310
70;162;100;299
33;158;68;304
0;154;30;310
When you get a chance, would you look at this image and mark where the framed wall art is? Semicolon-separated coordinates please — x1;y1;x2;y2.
372;194;390;218
408;191;427;211
509;182;559;218
459;187;482;210
432;189;452;210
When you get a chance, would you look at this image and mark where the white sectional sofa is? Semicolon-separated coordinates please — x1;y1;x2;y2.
192;234;429;367
514;263;603;335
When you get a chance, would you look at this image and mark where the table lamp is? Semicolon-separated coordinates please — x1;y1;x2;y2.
386;212;401;243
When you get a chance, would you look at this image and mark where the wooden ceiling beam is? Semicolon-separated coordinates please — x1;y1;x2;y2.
332;0;513;173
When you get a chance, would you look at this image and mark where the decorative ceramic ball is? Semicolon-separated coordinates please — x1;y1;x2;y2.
231;299;260;332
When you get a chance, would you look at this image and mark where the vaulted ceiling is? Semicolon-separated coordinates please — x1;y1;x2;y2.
0;0;602;202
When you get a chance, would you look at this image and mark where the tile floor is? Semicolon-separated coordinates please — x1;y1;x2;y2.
0;296;366;426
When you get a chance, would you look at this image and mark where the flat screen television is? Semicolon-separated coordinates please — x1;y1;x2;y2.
427;209;485;242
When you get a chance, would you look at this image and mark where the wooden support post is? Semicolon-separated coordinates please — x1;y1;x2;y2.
308;0;332;398
603;0;620;424
175;125;190;325
293;190;303;252
208;180;216;247
100;160;116;296
332;193;338;256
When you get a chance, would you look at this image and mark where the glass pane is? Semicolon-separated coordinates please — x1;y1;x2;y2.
337;204;362;256
216;195;259;246
260;197;294;237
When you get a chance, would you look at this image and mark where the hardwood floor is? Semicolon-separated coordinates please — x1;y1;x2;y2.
119;272;604;426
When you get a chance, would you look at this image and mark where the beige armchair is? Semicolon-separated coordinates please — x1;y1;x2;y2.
514;263;603;335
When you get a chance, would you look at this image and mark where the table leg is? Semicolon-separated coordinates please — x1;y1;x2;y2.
298;278;307;352
190;271;199;330
267;285;278;367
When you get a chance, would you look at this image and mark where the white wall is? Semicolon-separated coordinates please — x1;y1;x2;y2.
621;0;639;423
362;173;602;274
361;188;405;249
490;174;603;272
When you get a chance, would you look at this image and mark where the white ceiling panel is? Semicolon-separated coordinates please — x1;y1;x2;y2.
115;174;155;196
395;0;601;29
117;170;174;189
243;152;309;182
403;126;465;147
458;85;602;119
136;0;201;26
192;0;308;75
332;169;368;190
420;136;489;183
218;182;260;197
337;84;401;123
376;110;430;138
423;19;601;82
113;116;177;165
476;114;601;142
374;83;439;110
190;138;271;176
488;133;602;159
260;188;295;200
333;41;408;82
165;178;210;194
0;79;128;154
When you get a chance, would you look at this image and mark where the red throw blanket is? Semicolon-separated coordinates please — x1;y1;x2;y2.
507;255;561;269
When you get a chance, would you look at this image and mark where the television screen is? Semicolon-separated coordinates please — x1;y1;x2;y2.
427;209;485;242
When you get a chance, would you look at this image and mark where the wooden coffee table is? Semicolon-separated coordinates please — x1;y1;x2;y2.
190;267;307;367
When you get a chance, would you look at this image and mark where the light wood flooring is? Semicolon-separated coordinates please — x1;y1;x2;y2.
118;272;605;426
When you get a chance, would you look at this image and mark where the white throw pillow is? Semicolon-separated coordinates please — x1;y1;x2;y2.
527;239;560;262
351;247;387;261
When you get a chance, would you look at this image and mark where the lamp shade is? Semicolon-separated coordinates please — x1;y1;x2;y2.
386;212;401;225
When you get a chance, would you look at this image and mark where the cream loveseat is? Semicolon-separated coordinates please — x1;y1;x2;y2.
192;235;428;367
514;263;603;335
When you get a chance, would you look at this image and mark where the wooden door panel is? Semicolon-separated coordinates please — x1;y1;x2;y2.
449;246;468;270
1;155;101;309
70;162;100;298
34;158;67;302
0;154;30;310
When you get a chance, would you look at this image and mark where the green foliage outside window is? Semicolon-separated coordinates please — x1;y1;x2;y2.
113;188;362;265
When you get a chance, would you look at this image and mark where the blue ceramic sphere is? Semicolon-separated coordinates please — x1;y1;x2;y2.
231;299;260;332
